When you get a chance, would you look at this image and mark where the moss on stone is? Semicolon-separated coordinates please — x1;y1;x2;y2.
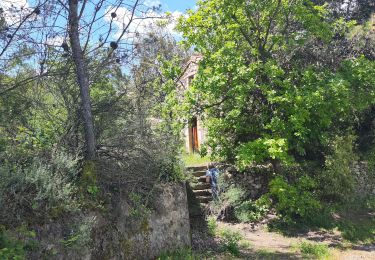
121;237;134;254
81;160;97;186
140;219;150;233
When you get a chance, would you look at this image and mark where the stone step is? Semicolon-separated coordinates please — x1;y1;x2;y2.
193;189;211;197
196;196;212;203
191;170;206;177
200;203;208;208
191;183;210;190
186;165;207;172
197;176;207;183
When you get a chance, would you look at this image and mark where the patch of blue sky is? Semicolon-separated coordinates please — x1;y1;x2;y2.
0;0;196;69
157;0;196;12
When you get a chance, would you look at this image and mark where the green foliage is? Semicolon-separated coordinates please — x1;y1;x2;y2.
338;216;375;244
342;216;375;244
128;192;151;219
219;228;242;257
270;197;375;244
366;197;375;211
269;176;321;223
318;135;358;203
174;0;375;168
0;152;80;225
207;216;218;237
234;196;270;223
157;157;186;182
298;242;330;259
61;216;96;249
220;185;270;223
0;71;70;164
181;152;211;167
0;225;37;260
0;228;26;260
237;138;291;170
224;186;246;205
157;248;195;260
87;185;99;196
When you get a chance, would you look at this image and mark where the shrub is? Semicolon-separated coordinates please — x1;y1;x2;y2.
234;196;270;223
61;216;96;249
0;229;25;260
207;216;218;237
318;135;357;203
224;186;246;205
219;228;242;257
0;152;80;225
0;225;37;260
269;176;321;223
366;197;375;210
298;242;330;259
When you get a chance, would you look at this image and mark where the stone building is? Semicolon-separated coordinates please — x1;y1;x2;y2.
180;54;207;154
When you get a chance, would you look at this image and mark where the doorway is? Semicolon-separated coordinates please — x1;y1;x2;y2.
189;117;199;153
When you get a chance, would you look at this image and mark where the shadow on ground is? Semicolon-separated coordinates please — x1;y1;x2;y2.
195;246;302;260
268;207;375;250
239;249;301;260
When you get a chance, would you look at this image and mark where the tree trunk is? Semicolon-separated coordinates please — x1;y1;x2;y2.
68;0;96;160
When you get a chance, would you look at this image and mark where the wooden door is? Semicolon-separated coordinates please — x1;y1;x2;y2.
192;125;198;152
190;117;199;153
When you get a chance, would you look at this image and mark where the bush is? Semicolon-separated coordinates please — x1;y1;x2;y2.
207;216;218;237
366;197;375;210
0;152;80;225
318;135;357;203
223;186;246;205
219;228;242;257
234;196;270;223
61;216;96;249
298;242;330;259
0;225;37;260
269;176;321;223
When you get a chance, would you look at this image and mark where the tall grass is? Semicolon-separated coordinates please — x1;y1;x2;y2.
182;153;211;167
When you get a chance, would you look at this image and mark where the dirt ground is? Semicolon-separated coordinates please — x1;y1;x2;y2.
217;221;375;259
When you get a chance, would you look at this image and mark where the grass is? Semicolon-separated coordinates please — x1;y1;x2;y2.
207;216;218;237
182;152;211;167
268;201;375;246
157;248;196;260
219;228;243;257
338;215;375;244
298;242;330;259
156;247;223;260
239;239;252;250
254;249;281;260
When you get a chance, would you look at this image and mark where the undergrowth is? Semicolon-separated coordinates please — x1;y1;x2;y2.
219;228;242;257
207;216;218;237
157;248;196;260
0;225;38;260
182;152;211;167
298;242;330;259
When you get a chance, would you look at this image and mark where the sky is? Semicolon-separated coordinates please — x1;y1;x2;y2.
160;0;197;12
0;0;198;51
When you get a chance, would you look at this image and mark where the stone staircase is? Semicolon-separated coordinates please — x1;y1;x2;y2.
187;166;212;206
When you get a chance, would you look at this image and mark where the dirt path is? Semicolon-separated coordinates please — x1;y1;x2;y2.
218;222;375;259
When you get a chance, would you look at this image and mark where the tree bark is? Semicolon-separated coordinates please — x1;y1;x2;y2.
68;0;96;160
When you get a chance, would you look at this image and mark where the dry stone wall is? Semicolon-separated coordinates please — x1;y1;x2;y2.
30;183;191;260
352;161;375;197
218;163;274;199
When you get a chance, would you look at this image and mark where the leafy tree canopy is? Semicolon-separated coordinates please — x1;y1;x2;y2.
177;0;375;169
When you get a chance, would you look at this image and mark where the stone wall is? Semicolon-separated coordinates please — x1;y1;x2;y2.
218;163;274;199
30;183;191;260
352;161;375;197
218;161;375;200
